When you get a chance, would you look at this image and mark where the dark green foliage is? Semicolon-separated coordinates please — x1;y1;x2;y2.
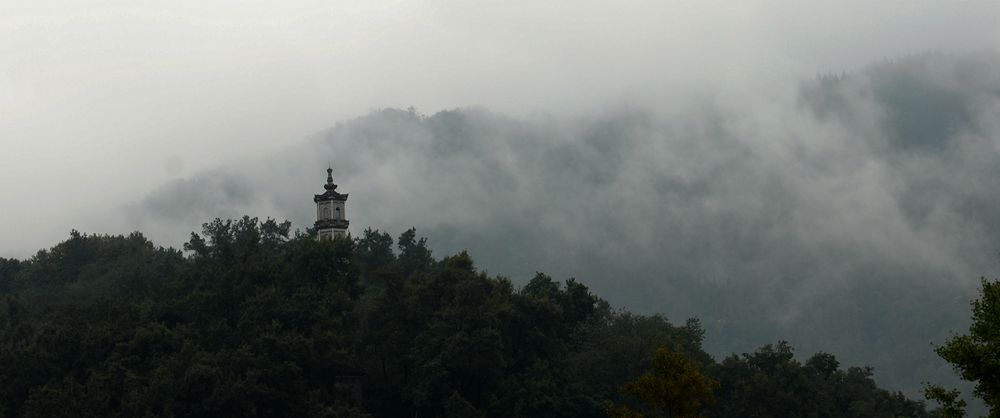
711;342;933;418
354;228;394;276
0;257;21;292
0;218;360;417
924;384;967;418
396;227;434;278
928;278;1000;417
0;218;934;417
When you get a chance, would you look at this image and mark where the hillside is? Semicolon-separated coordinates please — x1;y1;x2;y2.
113;52;1000;400
0;218;936;417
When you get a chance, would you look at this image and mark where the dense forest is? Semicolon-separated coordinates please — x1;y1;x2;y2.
113;53;1000;402
0;217;957;417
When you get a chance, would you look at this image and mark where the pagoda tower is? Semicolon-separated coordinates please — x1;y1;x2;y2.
314;167;349;240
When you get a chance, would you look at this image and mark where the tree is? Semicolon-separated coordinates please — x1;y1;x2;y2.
354;228;394;275
930;278;1000;417
397;228;433;277
607;345;718;418
710;341;931;418
0;257;20;293
0;217;936;417
923;384;967;418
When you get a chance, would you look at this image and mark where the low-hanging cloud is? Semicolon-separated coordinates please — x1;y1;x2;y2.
116;52;1000;397
3;0;999;258
4;0;1000;404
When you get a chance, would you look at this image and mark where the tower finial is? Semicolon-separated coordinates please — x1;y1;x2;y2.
324;167;338;191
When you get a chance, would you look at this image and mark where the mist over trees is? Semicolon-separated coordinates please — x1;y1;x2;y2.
113;52;1000;400
0;220;939;417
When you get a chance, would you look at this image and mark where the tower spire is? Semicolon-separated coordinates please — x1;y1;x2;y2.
324;167;338;191
314;167;349;240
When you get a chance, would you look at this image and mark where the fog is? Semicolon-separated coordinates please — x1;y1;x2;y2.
3;0;1000;402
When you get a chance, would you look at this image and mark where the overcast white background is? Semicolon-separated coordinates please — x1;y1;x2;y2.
2;0;999;257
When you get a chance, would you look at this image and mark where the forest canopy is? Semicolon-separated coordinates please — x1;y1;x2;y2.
0;217;939;417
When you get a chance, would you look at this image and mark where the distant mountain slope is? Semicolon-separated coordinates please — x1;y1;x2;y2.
124;52;1000;400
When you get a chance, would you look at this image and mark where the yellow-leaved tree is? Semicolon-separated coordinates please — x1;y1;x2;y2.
606;345;718;418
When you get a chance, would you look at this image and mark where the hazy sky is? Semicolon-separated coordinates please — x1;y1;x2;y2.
4;2;1000;404
2;0;999;257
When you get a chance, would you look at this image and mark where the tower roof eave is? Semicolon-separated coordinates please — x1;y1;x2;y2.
314;192;348;202
315;218;350;229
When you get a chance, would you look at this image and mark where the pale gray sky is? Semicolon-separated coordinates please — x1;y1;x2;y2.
1;0;998;256
4;3;1000;403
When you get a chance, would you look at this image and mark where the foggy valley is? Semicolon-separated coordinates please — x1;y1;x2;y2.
3;1;1000;416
